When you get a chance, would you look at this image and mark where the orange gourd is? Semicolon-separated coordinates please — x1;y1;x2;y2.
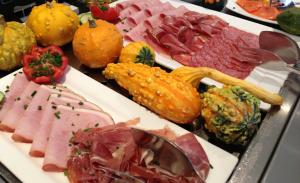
72;19;123;68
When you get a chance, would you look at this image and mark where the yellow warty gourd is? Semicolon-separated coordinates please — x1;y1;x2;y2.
171;66;283;105
0;15;36;71
26;0;79;46
103;63;202;124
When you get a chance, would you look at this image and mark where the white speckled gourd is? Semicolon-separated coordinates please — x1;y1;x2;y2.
103;63;202;124
26;0;79;46
0;15;36;71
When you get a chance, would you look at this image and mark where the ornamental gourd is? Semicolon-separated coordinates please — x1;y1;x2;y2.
73;19;123;68
103;63;201;124
201;86;261;145
26;0;79;46
0;15;36;71
119;42;155;66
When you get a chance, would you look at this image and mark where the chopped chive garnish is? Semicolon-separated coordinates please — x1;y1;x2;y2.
54;111;61;119
31;90;37;97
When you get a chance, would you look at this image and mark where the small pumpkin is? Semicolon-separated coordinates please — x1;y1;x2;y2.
26;0;79;46
119;41;155;66
0;15;36;71
73;19;123;68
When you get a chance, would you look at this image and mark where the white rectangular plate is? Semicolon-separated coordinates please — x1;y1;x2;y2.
112;0;300;110
0;67;238;183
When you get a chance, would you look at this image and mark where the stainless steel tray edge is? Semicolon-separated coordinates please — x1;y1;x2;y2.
228;73;300;183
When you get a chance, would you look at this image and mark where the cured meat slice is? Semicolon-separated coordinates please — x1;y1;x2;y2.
0;73;29;125
144;6;189;30
43;105;114;172
127;11;149;26
67;125;210;183
174;133;210;182
124;6;188;41
144;2;174;16
12;85;85;143
0;81;39;132
115;0;140;12
30;95;101;157
119;6;140;20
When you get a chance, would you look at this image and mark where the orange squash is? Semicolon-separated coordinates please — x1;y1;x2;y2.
72;19;123;68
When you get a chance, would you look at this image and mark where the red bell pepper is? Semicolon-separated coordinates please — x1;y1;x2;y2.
22;45;69;84
90;0;119;22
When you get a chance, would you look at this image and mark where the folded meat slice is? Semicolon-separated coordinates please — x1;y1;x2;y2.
124;6;188;42
174;133;210;182
144;2;174;16
0;81;40;132
0;73;29;126
12;85;85;143
30;95;102;157
115;0;140;12
43;105;114;172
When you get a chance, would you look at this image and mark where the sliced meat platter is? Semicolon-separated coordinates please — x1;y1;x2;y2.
115;0;262;79
0;71;212;183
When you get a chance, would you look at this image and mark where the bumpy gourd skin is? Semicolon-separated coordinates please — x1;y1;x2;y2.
201;86;261;145
0;21;36;70
103;63;202;124
26;1;79;46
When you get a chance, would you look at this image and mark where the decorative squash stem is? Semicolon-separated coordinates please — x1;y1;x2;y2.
0;14;6;45
88;19;97;28
46;1;53;8
171;66;283;105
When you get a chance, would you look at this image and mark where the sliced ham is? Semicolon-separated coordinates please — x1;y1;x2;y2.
144;6;189;30
116;0;140;12
0;73;29;126
119;6;140;20
43;105;114;172
30;95;102;157
0;81;39;132
125;6;189;42
144;2;174;16
12;85;85;143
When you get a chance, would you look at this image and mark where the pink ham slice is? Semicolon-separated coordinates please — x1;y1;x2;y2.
174;133;210;182
144;2;174;16
43;105;114;172
119;6;140;20
0;81;39;132
0;73;29;129
12;85;85;143
115;0;140;12
30;95;102;157
124;6;188;42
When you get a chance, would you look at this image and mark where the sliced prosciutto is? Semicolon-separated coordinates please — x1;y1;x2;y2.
30;95;102;157
43;105;114;172
0;81;39;132
0;73;29;127
174;133;210;182
12;85;85;143
67;124;210;183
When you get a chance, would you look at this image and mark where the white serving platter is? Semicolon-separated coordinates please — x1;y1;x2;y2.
112;0;300;110
226;0;278;24
0;67;238;183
